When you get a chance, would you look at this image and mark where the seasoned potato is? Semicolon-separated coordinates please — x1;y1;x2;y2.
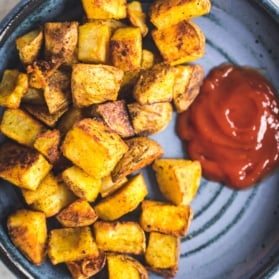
152;20;206;65
128;102;173;136
7;209;47;265
149;0;211;29
0;69;28;109
21;87;45;105
112;137;163;181
48;227;100;265
0;142;52;190
100;175;128;198
94;173;148;220
93;221;146;254
71;64;123;107
141;49;155;70
153;159;202;205
140;200;193;237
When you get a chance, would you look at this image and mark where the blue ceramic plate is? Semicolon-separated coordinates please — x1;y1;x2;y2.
0;1;279;278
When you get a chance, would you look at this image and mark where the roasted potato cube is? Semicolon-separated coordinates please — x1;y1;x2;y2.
149;0;211;29
112;137;163;181
141;49;155;70
48;227;99;265
140;200;193;237
62;166;101;202
0;69;28;109
62;118;128;179
100;175;127;198
152;20;206;65
128;102;173;136
94;173;148;220
145;232;179;278
153;159;202;205
0;142;52;190
107;253;149;279
7;209;47;265
56;199;98;227
173;64;204;113
78;21;111;64
81;0;127;20
110;27;142;71
93;221;146;254
44;21;78;65
21;87;45;105
0;108;44;147
22;173;75;217
133;63;175;105
16;28;43;64
71;64;123;107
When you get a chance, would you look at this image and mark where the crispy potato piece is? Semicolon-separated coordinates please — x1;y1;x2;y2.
133;63;175;105
71;64;123;107
62;118;128;179
0;142;52;190
153;159;202;205
7;209;47;265
110;27;142;71
0;108;44;147
48;227;99;265
21;87;45;105
140;200;193;237
93;221;146;254
81;0;127;20
152;20;206;65
128;102;173;136
145;232;179;278
56;199;98;227
173;64;204;113
107;253;149;279
94;173;148;221
149;0;211;29
100;175;128;198
141;49;155;70
16;28;43;64
112;137;163;181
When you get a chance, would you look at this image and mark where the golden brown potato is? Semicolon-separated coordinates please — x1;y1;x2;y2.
21;87;45;105
152;20;206;65
100;175;128;198
7;209;47;265
128;102;173;136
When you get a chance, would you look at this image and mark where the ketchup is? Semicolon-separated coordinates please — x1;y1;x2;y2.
177;64;279;189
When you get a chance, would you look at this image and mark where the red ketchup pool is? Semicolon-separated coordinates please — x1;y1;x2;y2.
177;64;279;189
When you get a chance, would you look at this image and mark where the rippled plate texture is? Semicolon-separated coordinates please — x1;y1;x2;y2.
0;0;279;278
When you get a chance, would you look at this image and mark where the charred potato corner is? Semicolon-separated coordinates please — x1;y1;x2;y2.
0;0;211;278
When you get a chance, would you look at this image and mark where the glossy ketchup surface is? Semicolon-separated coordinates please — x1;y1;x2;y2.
177;64;279;189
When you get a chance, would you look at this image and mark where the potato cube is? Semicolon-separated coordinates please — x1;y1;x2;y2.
150;0;211;29
145;232;179;278
93;221;146;254
61;118;128;179
71;64;123;107
141;49;155;70
152;20;206;65
0;69;28;109
100;175;127;198
48;227;99;265
7;209;47;265
110;27;142;71
0;142;52;190
21;87;45;105
140;200;193;237
0;108;43;147
133;63;175;105
94;173;148;220
153;159;202;205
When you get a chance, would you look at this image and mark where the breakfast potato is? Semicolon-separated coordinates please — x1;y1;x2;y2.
112;137;163;181
100;175;128;197
61;118;128;179
0;142;52;190
128;102;173;136
94;173;148;220
93;221;146;254
107;253;149;279
7;209;47;265
0;69;28;108
21;87;45;105
153;159;202;205
48;227;100;265
152;20;206;65
140;200;193;237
